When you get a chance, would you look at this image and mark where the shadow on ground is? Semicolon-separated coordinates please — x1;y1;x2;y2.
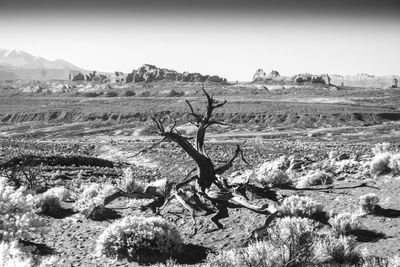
20;240;56;255
350;229;387;242
176;244;212;264
42;207;76;219
92;208;121;221
129;243;211;265
375;207;400;218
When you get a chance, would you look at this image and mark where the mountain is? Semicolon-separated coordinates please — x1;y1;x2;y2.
0;49;84;80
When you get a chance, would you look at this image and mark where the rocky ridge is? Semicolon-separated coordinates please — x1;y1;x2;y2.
69;64;227;84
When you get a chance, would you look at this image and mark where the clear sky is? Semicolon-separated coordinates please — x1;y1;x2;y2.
0;0;399;81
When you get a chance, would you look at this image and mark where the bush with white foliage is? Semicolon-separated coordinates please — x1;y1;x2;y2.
372;143;397;155
43;186;71;202
206;217;318;267
296;170;333;188
0;241;59;267
329;212;361;236
0;182;43;242
315;234;361;265
73;183;118;219
279;195;324;219
96;215;183;262
0;241;33;267
370;153;392;176
254;156;293;188
388;154;400;175
119;168;147;194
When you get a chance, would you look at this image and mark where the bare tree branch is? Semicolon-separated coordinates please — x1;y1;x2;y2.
215;144;248;175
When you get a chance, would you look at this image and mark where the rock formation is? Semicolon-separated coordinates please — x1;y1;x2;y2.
130;64;226;83
69;64;227;84
392;77;398;88
252;69;280;81
69;72;90;82
293;73;330;85
110;72;127;84
253;69;267;81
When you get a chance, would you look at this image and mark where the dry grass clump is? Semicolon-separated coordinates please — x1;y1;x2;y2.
96;215;183;263
79;183;101;199
359;193;380;215
73;183;118;220
329;212;362;236
296;170;333;188
315;234;361;265
279;195;324;219
119;168;147;194
254;156;293;188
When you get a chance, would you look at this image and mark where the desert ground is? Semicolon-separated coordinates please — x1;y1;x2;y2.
1;79;400;266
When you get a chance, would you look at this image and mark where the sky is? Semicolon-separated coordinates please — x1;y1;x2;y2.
0;0;399;81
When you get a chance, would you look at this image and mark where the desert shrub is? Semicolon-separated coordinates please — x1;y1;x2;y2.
388;153;400;175
2;158;48;193
72;183;118;220
100;183;119;198
138;90;151;97
372;142;397;155
206;217;318;267
205;248;244;267
333;158;362;174
389;255;400;267
73;196;105;220
105;90;118;97
123;89;136;97
296;170;333;188
167;89;185;97
80;183;101;199
329;212;361;236
0;183;43;242
206;241;283;267
254;156;293;188
370;153;392;176
0;241;33;267
119;168;147;194
96;215;183;262
359;193;380;215
35;194;62;216
42;186;71;201
83;91;100;98
0;241;59;267
279;195;324;220
0;177;8;187
265;217;318;266
315;234;361;265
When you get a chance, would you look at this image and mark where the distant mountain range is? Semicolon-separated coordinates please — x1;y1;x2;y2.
0;49;84;80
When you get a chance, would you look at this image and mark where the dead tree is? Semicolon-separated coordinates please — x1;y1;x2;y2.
147;89;277;231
